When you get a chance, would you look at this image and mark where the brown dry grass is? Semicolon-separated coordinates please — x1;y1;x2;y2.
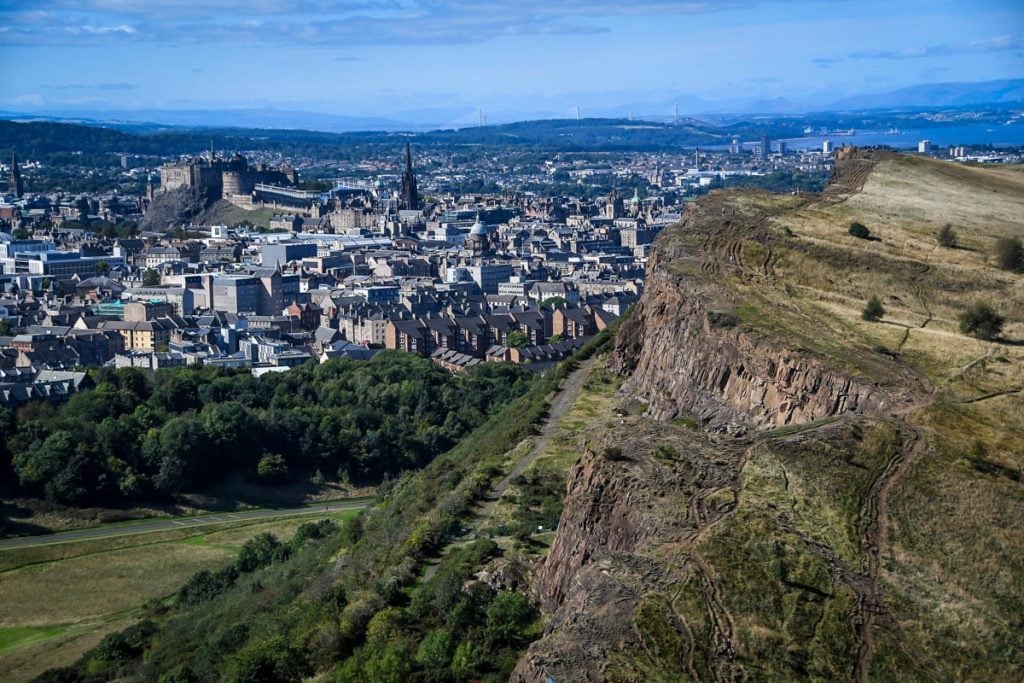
705;154;1024;678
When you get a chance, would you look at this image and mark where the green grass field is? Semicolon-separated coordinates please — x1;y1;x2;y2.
0;509;359;682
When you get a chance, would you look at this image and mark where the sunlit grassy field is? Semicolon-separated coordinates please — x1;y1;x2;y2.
0;510;359;682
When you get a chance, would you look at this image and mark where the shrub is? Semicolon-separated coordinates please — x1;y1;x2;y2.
485;591;535;644
861;296;885;322
450;640;487;681
236;532;285;572
256;452;288;483
994;237;1023;272
178;566;239;606
415;628;454;670
848;221;870;239
937;224;957;248
958;302;1005;340
707;311;739;328
227;635;307;683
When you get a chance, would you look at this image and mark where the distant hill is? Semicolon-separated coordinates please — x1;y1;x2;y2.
827;78;1024;111
0;117;799;159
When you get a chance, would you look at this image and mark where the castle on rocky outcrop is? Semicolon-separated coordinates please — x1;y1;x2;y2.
159;153;297;200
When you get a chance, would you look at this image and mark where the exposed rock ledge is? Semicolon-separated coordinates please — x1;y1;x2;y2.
610;264;890;429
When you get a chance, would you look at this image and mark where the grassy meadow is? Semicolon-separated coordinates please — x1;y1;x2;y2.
0;510;359;682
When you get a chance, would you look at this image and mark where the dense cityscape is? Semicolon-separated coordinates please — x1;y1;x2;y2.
3;126;1022;408
2;0;1023;676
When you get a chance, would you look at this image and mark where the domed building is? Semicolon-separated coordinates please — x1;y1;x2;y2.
465;215;491;256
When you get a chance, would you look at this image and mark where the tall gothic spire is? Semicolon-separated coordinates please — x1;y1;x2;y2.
9;151;24;198
400;142;420;211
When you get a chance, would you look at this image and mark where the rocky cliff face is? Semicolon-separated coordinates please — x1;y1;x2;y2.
514;152;1024;682
513;429;728;683
611;262;890;429
515;180;900;682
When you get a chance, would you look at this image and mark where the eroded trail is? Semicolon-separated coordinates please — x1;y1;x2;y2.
420;359;596;582
691;550;748;682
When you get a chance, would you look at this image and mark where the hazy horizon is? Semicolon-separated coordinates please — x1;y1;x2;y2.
1;0;1022;128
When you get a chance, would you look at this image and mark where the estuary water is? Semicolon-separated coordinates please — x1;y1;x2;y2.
779;122;1024;150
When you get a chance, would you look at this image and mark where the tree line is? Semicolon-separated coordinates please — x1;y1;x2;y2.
0;352;534;507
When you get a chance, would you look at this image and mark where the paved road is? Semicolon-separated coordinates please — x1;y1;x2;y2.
0;499;372;551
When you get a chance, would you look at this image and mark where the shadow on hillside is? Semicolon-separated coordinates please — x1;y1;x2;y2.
0;502;52;538
190;477;363;511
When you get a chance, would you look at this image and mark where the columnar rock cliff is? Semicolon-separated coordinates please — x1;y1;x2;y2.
512;152;1024;682
611;264;891;429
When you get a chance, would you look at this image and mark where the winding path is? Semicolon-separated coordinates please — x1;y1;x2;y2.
421;359;596;582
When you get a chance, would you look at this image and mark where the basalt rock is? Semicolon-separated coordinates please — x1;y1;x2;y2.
611;267;891;429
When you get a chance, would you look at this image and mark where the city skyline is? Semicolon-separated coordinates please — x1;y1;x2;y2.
1;0;1022;127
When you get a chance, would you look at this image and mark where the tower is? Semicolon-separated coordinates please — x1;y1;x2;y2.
606;190;624;220
9;152;24;198
400;142;420;211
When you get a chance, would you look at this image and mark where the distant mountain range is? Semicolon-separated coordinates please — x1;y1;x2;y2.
826;79;1024;111
2;79;1022;133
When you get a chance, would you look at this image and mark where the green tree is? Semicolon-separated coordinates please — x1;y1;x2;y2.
415;628;453;670
365;606;404;646
937;224;957;248
485;591;534;644
143;268;161;286
450;640;486;681
994;237;1024;272
149;416;208;494
861;296;885;322
506;330;529;348
227;635;306;683
363;643;413;683
257;452;289;483
959;302;1005;341
848;221;871;239
96;260;111;274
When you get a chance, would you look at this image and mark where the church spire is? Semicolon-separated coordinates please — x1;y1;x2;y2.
400;142;420;211
9;151;24;198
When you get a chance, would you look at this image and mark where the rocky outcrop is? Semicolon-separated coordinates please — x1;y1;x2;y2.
515;179;901;681
532;449;645;612
513;424;738;682
512;447;679;683
611;264;891;430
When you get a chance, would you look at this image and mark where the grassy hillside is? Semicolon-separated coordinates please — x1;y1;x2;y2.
31;332;616;682
195;200;278;229
518;151;1024;681
675;154;1023;677
0;510;358;682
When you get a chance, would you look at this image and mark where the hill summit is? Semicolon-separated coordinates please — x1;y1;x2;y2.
514;150;1024;680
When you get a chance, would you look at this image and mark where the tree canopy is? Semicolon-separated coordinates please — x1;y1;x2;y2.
3;352;534;506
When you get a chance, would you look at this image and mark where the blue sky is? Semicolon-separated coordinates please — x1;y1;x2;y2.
0;0;1021;125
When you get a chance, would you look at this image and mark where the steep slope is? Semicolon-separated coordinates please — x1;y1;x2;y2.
515;150;1024;681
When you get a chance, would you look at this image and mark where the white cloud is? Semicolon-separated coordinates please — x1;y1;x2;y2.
0;0;798;46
